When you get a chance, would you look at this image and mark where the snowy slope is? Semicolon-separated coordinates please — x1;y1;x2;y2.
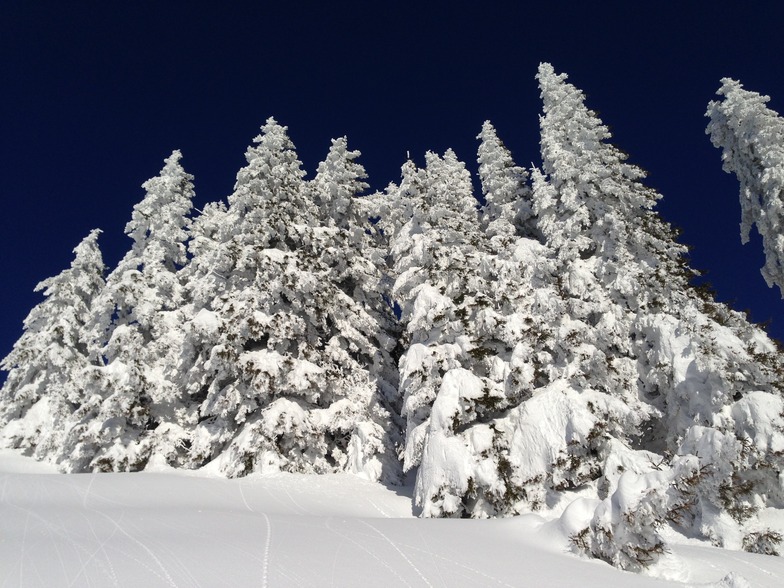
1;451;782;587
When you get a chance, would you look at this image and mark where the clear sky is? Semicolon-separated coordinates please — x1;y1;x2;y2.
2;1;784;372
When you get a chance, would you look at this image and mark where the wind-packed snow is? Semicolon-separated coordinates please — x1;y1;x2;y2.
1;451;783;587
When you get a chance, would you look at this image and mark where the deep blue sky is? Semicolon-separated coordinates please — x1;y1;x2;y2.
2;2;784;371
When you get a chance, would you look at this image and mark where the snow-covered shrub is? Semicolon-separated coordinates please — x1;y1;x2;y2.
571;471;669;572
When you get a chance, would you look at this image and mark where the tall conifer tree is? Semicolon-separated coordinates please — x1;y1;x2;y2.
66;151;195;471
476;121;533;245
0;230;105;462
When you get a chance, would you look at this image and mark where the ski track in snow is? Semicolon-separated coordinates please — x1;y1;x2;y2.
281;483;312;515
239;479;273;587
4;497;93;586
359;519;433;587
18;508;29;588
238;479;254;512
0;474;9;503
98;510;178;588
325;517;412;587
328;531;346;587
724;551;778;581
398;537;515;588
74;475;171;586
261;484;298;513
261;512;272;588
365;495;392;518
69;511;121;588
75;477;179;588
83;473;96;508
49;513;73;586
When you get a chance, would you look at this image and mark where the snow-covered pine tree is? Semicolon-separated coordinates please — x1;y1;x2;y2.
308;137;400;411
533;62;681;433
179;119;399;481
0;230;105;462
530;63;784;567
706;78;784;296
380;149;524;514
476;120;534;246
65;151;195;472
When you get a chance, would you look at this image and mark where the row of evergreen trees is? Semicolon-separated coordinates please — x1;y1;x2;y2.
3;63;784;571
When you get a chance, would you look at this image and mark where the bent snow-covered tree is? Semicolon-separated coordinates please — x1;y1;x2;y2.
706;78;784;296
0;230;105;463
179;119;399;481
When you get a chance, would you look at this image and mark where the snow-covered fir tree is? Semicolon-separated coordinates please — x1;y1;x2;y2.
66;151;195;472
383;151;485;473
178;119;399;481
706;78;784;296
308;137;401;407
476;120;534;246
0;230;105;462
395;130;569;519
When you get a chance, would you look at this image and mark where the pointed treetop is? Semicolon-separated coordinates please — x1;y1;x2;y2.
231;117;307;218
71;228;103;267
37;228;105;294
313;137;369;227
31;229;105;313
535;64;655;255
416;149;478;237
536;63;615;175
253;117;293;154
124;149;195;271
476;120;531;240
424;149;475;206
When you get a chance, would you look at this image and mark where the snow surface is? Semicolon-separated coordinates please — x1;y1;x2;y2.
1;451;783;587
